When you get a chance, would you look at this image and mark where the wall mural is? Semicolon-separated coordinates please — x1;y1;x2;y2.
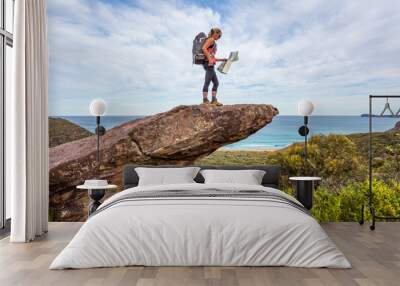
47;0;400;222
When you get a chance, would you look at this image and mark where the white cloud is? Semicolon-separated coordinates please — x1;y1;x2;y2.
47;0;400;115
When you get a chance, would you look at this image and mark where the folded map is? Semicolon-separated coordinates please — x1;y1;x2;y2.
217;51;239;74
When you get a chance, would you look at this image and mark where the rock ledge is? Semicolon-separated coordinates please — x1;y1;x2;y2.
49;104;279;221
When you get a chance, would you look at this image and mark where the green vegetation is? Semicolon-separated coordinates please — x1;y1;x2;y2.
49;118;93;147
196;132;400;222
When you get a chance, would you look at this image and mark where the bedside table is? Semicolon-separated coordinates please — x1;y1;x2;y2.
289;177;321;210
77;184;117;216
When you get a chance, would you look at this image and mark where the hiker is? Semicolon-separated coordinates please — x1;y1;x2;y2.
202;28;227;106
193;28;227;106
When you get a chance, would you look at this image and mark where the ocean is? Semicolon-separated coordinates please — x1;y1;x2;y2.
55;115;400;150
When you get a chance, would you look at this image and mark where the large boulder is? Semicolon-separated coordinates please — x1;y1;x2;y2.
49;104;279;221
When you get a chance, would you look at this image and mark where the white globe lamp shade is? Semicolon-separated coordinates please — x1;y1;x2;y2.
89;99;107;116
297;100;314;116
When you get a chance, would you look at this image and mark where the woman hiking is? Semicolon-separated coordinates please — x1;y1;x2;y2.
202;28;226;106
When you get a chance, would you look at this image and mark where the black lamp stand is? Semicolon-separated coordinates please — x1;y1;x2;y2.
298;116;310;162
95;116;106;163
88;116;107;216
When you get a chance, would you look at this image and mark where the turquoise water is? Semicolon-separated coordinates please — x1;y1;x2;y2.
54;115;400;149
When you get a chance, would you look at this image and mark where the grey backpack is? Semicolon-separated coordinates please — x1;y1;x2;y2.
192;32;207;64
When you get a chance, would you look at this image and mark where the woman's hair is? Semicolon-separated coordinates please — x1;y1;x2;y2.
208;27;222;38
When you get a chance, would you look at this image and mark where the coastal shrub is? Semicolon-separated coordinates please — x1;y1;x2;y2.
378;145;400;182
365;179;400;218
198;133;400;222
307;135;363;179
270;144;306;175
310;179;400;222
311;186;340;222
270;134;364;190
350;132;400;161
337;183;365;221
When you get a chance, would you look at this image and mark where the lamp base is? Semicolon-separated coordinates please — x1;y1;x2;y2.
88;189;106;216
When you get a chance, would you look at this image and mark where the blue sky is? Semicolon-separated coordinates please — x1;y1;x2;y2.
47;0;400;116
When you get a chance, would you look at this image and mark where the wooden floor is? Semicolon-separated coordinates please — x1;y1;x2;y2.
0;222;399;286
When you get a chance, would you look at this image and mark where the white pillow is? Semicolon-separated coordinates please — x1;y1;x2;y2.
200;169;266;185
135;167;200;186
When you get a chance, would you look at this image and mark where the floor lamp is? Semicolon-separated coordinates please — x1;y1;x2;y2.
86;99;108;215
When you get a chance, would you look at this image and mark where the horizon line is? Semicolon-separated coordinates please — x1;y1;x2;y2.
48;114;372;117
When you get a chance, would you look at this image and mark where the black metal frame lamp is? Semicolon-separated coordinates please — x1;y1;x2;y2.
297;100;314;163
358;95;400;230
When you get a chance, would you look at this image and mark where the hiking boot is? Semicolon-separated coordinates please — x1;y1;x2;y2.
202;98;210;104
211;99;223;106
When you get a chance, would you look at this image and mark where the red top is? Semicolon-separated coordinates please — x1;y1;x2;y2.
207;44;217;65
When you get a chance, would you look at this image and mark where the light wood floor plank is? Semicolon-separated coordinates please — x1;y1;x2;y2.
0;222;399;286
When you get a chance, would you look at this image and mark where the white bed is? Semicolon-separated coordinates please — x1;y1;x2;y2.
50;183;351;269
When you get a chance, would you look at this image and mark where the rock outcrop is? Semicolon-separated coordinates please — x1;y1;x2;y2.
49;104;279;221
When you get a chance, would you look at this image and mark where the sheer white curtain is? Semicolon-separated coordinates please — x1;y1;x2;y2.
9;0;49;242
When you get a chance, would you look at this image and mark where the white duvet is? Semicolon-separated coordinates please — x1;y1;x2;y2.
50;183;351;269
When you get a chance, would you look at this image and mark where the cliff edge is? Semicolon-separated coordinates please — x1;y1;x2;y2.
49;104;279;221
